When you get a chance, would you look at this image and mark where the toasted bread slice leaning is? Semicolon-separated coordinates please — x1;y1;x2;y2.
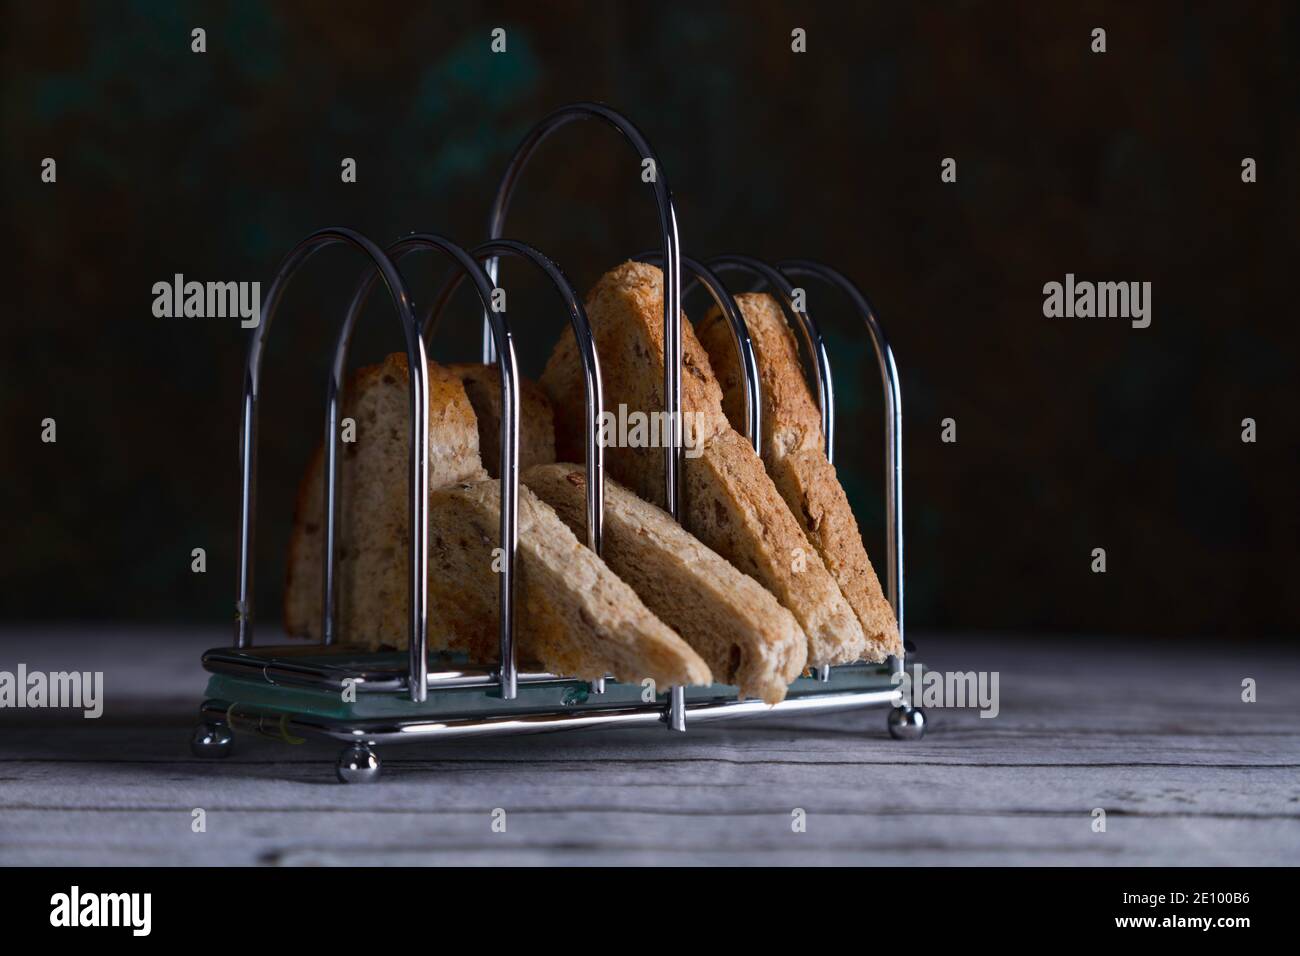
283;352;710;689
524;463;807;703
446;362;556;477
541;261;871;667
698;293;902;661
425;476;710;685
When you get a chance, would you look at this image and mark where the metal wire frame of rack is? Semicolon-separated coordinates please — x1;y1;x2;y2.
191;102;926;783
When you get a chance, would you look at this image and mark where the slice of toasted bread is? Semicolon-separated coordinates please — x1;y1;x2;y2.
540;261;870;667
283;353;483;644
446;362;556;477
697;292;901;660
428;476;710;686
283;352;711;688
523;462;806;702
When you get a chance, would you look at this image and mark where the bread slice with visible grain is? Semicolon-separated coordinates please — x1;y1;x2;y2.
697;292;901;660
283;352;711;688
446;362;556;477
523;462;806;702
428;476;710;685
540;261;870;667
283;353;484;645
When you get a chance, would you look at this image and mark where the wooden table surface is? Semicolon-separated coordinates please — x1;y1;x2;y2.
0;628;1296;866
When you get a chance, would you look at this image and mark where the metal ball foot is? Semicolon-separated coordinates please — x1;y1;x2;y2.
887;706;927;740
336;743;381;783
191;721;234;758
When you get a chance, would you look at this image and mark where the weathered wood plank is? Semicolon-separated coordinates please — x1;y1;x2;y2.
2;807;1295;866
0;628;1297;865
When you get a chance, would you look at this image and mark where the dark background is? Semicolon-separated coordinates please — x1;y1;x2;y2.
2;1;1296;641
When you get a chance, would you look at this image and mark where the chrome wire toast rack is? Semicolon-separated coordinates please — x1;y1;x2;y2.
192;102;925;783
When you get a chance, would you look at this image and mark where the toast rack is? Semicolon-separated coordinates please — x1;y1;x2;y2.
192;102;925;783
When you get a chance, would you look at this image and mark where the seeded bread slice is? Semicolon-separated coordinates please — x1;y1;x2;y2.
428;476;710;685
540;261;870;667
283;353;483;644
283;352;711;687
446;362;556;478
698;293;901;660
523;463;807;702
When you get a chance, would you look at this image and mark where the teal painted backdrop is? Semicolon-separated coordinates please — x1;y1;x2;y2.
2;1;1297;641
